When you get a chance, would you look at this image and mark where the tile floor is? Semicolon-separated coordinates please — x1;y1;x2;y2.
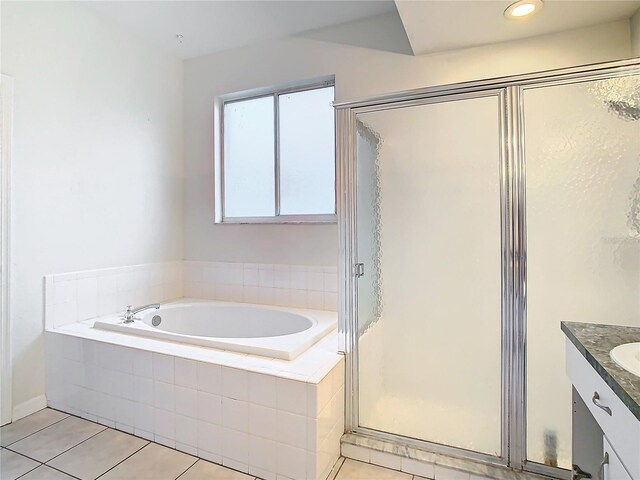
0;409;426;480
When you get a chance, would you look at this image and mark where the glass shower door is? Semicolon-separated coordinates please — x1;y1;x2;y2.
524;74;640;469
354;93;505;457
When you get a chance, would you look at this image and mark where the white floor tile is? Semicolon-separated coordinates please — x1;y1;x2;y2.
336;459;411;480
0;448;40;480
180;459;254;479
47;428;148;480
10;416;105;463
0;409;68;447
99;443;196;480
19;465;75;480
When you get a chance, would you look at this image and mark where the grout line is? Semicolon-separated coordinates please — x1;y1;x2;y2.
12;460;83;480
41;422;108;465
3;447;45;465
5;412;108;468
2;411;70;447
327;456;346;480
6;423;107;469
39;463;83;480
11;459;42;480
173;458;200;480
93;440;151;479
173;458;198;480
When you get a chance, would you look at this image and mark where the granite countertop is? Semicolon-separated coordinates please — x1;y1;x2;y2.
562;321;640;421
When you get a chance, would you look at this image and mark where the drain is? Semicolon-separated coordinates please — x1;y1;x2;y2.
151;315;162;326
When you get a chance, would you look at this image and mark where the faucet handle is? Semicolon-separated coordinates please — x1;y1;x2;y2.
122;305;135;323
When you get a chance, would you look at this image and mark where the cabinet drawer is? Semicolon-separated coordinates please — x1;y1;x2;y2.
603;436;633;480
566;339;640;479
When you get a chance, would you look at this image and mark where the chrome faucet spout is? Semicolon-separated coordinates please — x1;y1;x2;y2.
122;303;160;323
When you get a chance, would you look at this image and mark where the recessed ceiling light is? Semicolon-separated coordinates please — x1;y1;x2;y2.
504;0;543;20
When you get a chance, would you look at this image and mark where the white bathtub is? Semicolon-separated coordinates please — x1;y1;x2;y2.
92;299;337;360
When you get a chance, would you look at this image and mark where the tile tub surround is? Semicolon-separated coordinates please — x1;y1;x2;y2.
44;261;338;330
182;261;338;312
44;262;183;329
44;330;345;480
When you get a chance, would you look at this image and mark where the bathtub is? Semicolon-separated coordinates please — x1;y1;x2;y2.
92;299;337;360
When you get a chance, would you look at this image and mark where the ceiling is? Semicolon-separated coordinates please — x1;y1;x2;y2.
84;0;640;60
83;0;397;59
396;0;640;55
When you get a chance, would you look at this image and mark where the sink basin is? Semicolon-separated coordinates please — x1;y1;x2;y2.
610;342;640;377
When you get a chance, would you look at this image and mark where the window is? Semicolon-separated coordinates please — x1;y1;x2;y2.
218;81;336;223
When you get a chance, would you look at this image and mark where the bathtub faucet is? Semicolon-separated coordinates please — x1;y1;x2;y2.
123;303;160;323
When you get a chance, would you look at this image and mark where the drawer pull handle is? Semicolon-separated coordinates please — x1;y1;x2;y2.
597;452;609;480
592;392;612;416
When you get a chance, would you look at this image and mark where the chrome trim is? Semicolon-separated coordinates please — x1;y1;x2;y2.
122;303;160;323
354;263;364;278
498;88;512;466
333;58;640;109
336;106;358;431
349;89;499;115
508;84;528;469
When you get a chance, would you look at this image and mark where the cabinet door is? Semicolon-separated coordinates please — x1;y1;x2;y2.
603;437;633;480
572;388;603;480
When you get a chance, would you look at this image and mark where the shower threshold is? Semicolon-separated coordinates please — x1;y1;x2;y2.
340;432;568;480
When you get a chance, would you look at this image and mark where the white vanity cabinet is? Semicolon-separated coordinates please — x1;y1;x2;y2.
604;437;633;480
566;339;640;480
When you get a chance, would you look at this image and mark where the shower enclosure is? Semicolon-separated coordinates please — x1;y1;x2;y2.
335;59;640;477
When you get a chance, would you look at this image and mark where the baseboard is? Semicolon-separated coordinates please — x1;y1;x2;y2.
12;394;47;421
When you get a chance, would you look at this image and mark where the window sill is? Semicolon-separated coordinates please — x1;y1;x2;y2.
216;214;337;225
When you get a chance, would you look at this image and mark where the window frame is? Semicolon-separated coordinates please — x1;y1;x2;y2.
215;78;337;224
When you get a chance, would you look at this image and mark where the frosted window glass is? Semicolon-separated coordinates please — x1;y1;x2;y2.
278;87;335;215
525;76;640;468
356;96;503;456
223;96;275;217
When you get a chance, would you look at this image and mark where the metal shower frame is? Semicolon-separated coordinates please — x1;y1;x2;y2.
334;57;640;478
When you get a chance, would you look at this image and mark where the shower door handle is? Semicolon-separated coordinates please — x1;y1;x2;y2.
354;263;365;278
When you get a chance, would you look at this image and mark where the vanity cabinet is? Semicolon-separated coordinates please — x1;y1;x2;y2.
566;338;640;480
604;437;633;480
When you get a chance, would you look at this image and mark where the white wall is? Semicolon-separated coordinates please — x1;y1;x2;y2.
183;16;633;268
632;8;640;56
1;1;183;417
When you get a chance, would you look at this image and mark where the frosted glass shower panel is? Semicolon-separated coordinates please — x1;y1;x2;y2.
524;75;640;468
279;86;335;215
223;96;275;217
355;95;503;456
